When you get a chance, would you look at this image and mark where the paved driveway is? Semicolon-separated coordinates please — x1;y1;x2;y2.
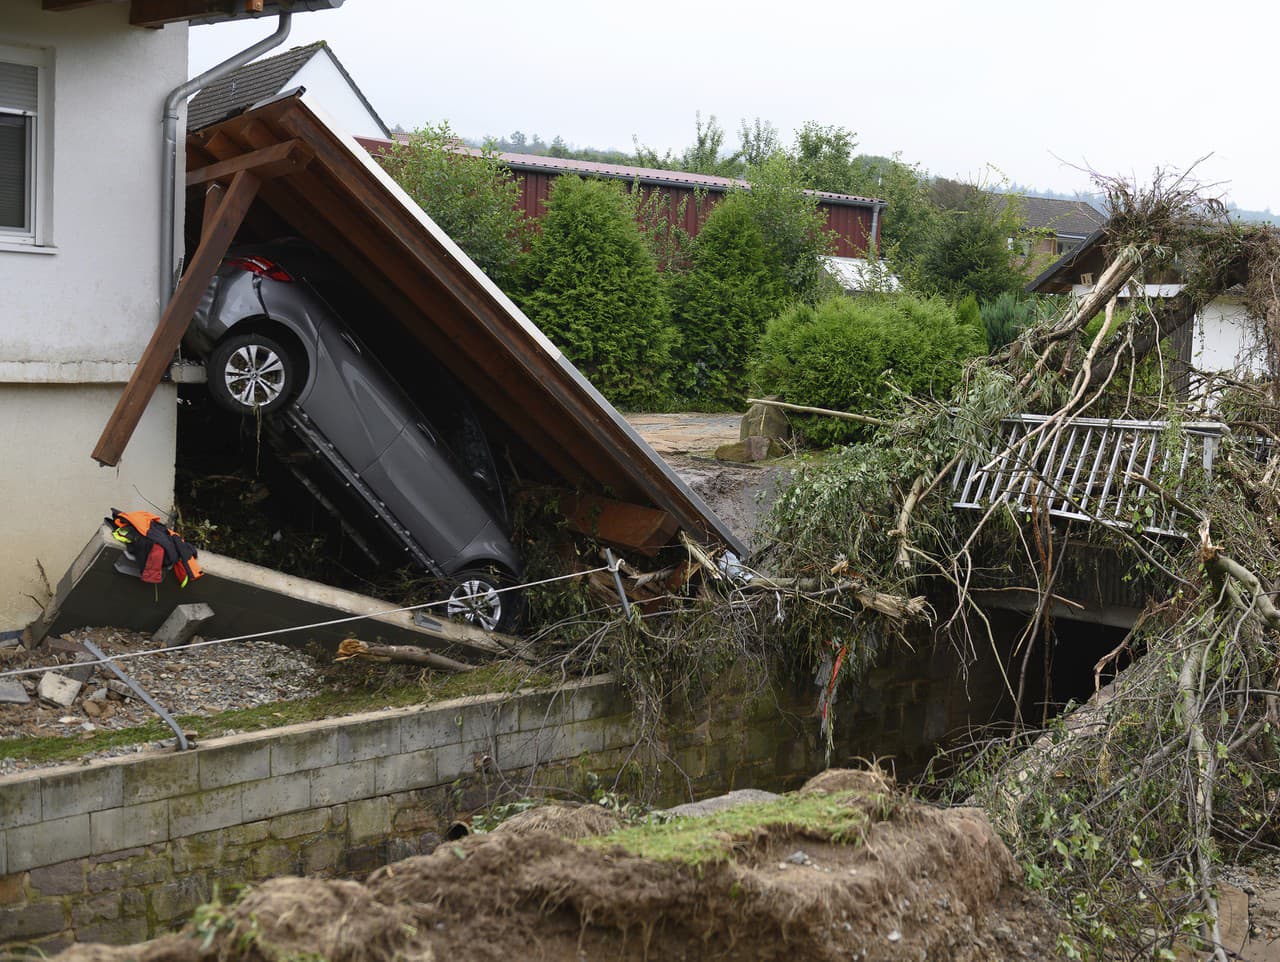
624;413;742;455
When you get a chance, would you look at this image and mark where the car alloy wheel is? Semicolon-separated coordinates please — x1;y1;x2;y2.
225;343;287;408
446;575;504;632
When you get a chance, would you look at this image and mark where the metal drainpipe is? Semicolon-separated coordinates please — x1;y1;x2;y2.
869;202;882;257
159;12;293;304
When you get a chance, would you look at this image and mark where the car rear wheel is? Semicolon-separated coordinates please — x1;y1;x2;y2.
208;332;297;416
445;567;521;633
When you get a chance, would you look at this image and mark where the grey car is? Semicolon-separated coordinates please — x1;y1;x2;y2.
185;240;522;631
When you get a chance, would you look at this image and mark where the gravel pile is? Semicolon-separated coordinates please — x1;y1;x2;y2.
0;626;323;775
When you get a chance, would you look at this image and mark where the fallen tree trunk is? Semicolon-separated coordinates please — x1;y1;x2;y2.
335;637;475;673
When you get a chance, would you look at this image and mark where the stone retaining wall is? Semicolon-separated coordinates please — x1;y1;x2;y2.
0;676;636;950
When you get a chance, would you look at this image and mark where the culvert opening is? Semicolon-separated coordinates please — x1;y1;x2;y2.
1013;616;1132;726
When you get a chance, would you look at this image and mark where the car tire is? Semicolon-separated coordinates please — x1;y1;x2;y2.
445;566;522;633
207;332;297;416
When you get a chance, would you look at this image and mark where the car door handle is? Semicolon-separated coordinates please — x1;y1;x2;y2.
339;331;362;354
416;421;437;445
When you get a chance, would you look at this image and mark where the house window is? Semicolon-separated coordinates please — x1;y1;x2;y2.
0;47;51;247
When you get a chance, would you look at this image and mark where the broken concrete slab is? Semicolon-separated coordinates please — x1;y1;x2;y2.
105;679;133;701
0;679;29;705
37;672;82;708
26;524;523;663
63;653;98;684
153;603;215;648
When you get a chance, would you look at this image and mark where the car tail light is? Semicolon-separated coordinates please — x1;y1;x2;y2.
225;255;293;282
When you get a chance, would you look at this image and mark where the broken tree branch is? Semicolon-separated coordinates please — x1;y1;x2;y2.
745;397;887;427
335;638;475;673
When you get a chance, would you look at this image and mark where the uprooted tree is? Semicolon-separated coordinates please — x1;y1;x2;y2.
509;165;1280;959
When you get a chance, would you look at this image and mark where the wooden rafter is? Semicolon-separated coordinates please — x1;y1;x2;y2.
186;140;312;187
41;1;114;11
92;169;260;466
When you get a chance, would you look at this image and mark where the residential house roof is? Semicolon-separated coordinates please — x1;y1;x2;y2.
187;41;389;136
995;193;1107;238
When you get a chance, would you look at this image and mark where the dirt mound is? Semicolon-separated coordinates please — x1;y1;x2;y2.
489;803;621;839
801;766;895;795
52;784;1063;962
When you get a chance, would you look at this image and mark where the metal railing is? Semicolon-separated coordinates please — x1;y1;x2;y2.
951;414;1226;536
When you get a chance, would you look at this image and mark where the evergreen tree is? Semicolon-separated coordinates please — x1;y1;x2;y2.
672;194;783;407
517;177;675;409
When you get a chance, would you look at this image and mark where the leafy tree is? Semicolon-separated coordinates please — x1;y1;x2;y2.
680;112;741;176
847;153;940;268
671;193;784;407
793;121;859;194
914;191;1025;303
517;176;675;409
738;154;836;302
378;122;526;290
752;294;985;445
738;117;781;168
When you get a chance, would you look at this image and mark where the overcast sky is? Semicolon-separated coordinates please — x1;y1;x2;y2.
190;0;1279;212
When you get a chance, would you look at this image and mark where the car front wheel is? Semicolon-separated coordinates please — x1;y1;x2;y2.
445;567;521;633
207;332;297;416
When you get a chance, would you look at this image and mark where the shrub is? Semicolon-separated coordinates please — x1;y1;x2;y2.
914;194;1025;303
752;294;985;445
377;122;527;290
517;176;675;409
671;194;784;408
739;154;836;303
980;292;1036;350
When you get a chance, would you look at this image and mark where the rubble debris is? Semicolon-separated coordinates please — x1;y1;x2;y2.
63;652;98;684
152;602;215;648
0;679;29;705
37;672;82;708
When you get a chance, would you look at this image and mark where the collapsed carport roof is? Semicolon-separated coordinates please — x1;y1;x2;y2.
95;91;744;557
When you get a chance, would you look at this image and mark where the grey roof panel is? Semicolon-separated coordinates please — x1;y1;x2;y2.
992;192;1106;236
187;41;324;131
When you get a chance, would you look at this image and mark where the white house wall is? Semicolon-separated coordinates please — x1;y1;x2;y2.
287;53;384;139
1194;299;1265;377
0;3;187;630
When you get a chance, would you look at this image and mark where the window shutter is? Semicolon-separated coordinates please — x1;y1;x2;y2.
0;114;27;229
0;62;38;114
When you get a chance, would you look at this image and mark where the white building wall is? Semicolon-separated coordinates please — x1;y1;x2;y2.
0;2;187;630
1193;298;1266;377
287;53;384;139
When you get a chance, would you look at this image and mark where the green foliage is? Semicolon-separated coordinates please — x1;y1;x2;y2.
980;292;1037;350
378;122;527;290
846;154;940;269
792;121;860;194
914;191;1026;303
671;194;784;408
517;176;676;409
954;294;988;351
738;116;781;167
738;154;836;302
752;294;987;445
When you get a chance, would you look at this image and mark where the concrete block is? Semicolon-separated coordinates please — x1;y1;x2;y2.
224;820;270;846
250;842;299;878
517;691;568;733
199;740;271;790
71;891;121;927
600;715;640;750
268;808;330;840
241;771;311;822
567;681;624;722
170;830;226;872
336;716;401;763
309;759;375;807
431;740;468;781
564;720;606;756
37;672;82;708
347;796;391;843
6;813;91;871
0;776;41;829
152;603;215;648
169;786;242;838
400;708;465;753
42;764;123;820
271;727;338;775
75;916;149;945
90;801;168;854
64;653;98;684
375;752;439;795
0;679;29;704
120;751;199;804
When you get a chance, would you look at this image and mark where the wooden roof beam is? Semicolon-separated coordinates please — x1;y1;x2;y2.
186;139;313;187
41;1;115;11
93;169;260;466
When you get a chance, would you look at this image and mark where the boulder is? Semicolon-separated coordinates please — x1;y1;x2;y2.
740;398;791;442
715;436;784;463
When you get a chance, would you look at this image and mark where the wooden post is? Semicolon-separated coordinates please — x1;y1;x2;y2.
91;169;260;466
200;182;225;246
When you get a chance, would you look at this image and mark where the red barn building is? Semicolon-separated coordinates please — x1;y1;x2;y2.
359;138;885;260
